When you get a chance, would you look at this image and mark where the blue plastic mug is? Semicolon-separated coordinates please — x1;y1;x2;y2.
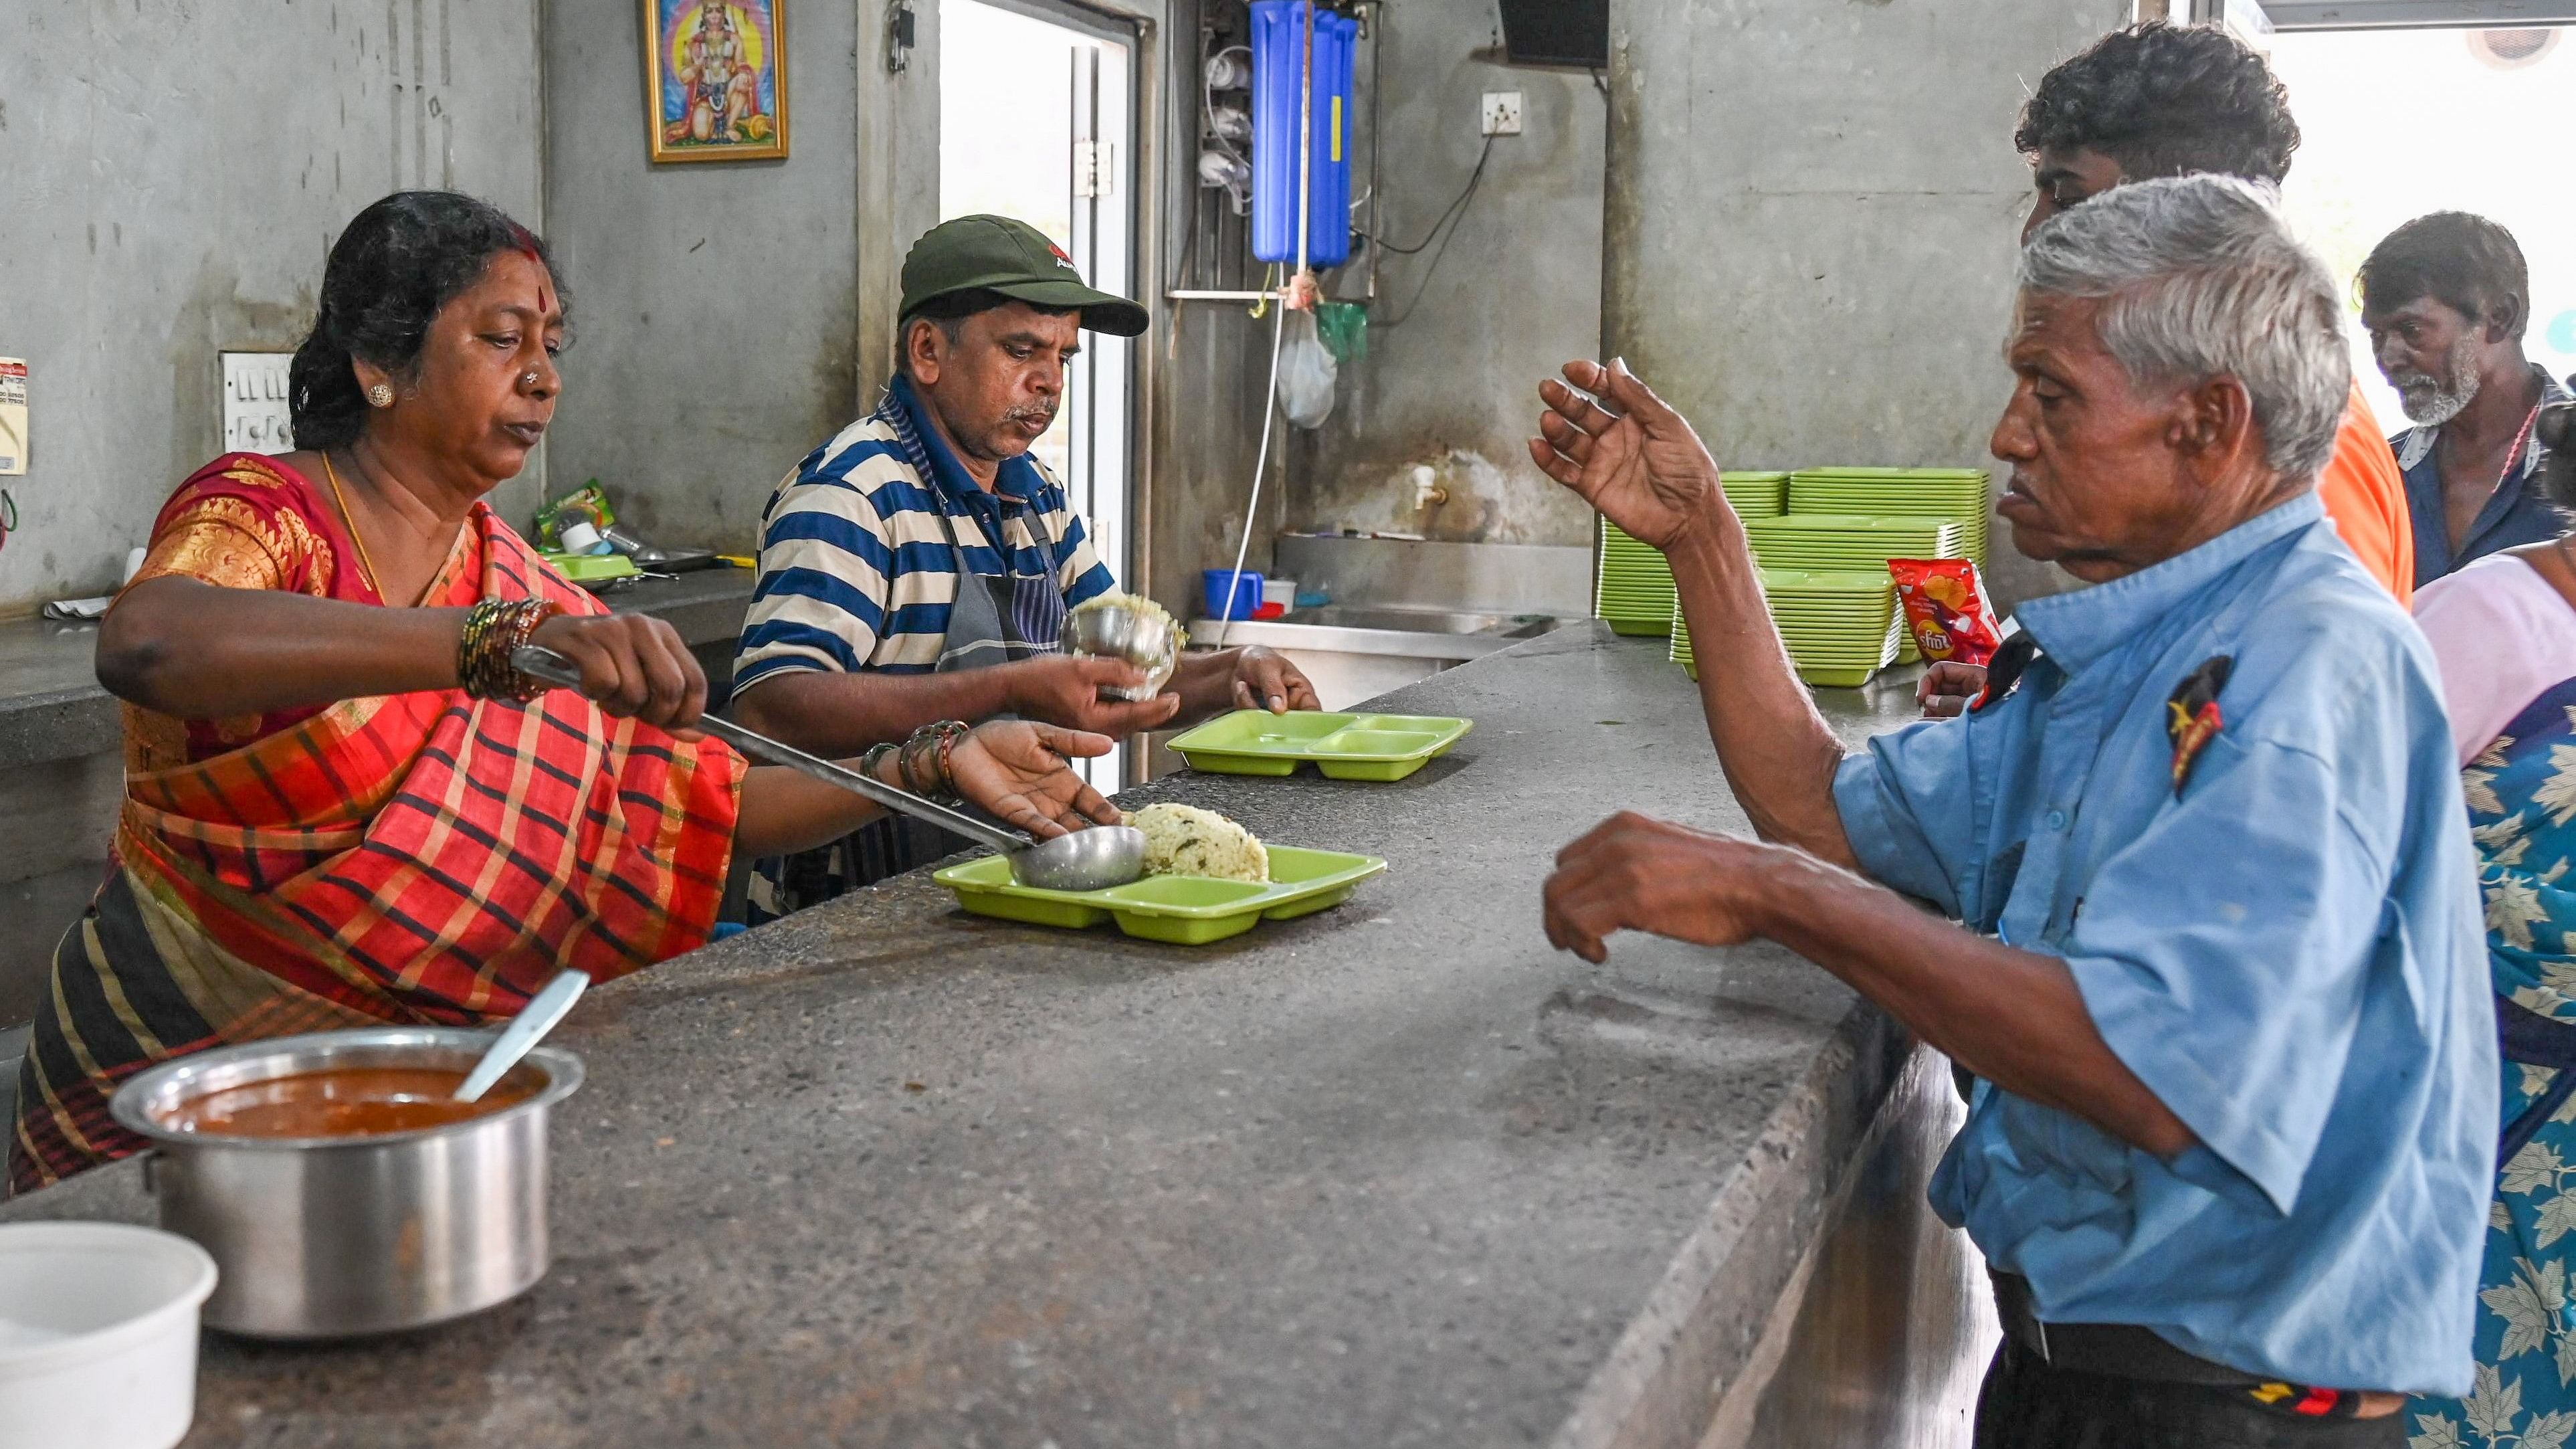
1202;569;1264;620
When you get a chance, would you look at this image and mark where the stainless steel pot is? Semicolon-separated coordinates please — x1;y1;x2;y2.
108;1027;583;1340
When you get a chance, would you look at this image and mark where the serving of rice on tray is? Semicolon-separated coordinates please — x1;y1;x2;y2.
1126;803;1270;883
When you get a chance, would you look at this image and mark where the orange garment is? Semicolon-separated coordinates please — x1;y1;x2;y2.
2316;381;2413;608
9;453;745;1192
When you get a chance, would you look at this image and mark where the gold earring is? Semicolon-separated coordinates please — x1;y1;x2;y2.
367;383;395;408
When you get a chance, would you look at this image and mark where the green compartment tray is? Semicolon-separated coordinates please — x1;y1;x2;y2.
1166;710;1474;782
934;845;1388;944
541;551;642;584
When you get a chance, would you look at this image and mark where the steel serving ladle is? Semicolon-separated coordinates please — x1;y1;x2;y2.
512;646;1147;891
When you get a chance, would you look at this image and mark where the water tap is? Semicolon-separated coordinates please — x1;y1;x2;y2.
1411;464;1450;513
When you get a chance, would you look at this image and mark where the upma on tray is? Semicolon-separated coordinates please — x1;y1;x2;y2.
1126;803;1269;883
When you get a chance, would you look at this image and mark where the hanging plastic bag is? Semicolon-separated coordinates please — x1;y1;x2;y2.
1278;307;1339;430
1315;300;1369;364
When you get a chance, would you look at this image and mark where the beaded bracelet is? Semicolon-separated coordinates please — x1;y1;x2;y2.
927;720;969;797
899;720;970;803
456;597;564;701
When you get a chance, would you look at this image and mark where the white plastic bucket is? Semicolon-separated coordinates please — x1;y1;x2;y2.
0;1221;217;1449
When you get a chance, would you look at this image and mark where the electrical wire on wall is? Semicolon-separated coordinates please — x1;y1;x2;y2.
1363;134;1496;327
1207;252;1293;650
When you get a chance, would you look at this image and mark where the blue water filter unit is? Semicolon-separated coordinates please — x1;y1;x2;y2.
1250;1;1357;268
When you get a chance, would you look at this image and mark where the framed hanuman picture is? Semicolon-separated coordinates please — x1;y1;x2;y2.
643;0;789;163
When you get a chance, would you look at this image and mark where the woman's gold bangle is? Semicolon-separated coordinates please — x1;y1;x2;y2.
458;597;563;701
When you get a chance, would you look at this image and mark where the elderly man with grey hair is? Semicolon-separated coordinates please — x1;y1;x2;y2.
1529;175;2494;1445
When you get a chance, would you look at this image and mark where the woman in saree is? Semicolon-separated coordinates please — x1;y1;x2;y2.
7;192;1122;1193
2407;399;2576;1449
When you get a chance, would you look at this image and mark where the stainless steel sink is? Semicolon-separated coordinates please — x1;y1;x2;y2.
1275;606;1559;638
1188;607;1567;710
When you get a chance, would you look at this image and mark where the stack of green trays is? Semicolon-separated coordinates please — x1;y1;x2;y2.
1743;513;1964;571
1597;516;1676;636
1763;569;1906;687
1720;471;1789;520
1786;469;1991;569
1745;512;1965;666
1668;569;1904;688
1597;476;1790;637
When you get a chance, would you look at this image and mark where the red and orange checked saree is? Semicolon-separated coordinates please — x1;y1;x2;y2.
9;454;745;1193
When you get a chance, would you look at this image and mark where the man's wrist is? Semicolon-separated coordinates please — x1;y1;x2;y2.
1730;842;1809;943
1665;494;1749;572
1185;647;1234;693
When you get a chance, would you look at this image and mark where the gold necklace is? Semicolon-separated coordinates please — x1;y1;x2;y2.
321;452;387;600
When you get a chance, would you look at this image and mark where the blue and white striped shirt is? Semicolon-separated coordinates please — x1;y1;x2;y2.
732;379;1115;695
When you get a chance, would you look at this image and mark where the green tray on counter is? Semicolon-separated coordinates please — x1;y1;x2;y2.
1167;710;1474;781
934;846;1388;945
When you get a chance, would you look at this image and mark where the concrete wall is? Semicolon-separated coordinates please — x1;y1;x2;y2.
0;753;123;1026
539;0;868;557
1287;3;1609;549
1602;0;2129;608
0;0;548;613
1147;0;1611;621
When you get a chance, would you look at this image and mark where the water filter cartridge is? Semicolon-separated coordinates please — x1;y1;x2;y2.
1250;1;1358;269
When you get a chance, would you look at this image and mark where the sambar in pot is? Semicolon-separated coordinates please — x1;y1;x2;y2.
108;1027;583;1339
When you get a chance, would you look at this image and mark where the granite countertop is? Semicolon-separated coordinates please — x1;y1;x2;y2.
0;568;755;766
2;626;1931;1448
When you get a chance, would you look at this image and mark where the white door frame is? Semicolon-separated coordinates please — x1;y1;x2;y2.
855;0;1164;600
854;0;1169;787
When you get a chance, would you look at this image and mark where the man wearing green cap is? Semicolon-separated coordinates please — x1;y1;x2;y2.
731;214;1316;914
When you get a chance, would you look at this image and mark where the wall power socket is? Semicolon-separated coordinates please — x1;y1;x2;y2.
1480;91;1523;137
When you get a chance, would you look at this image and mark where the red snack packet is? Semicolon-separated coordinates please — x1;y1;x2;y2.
1888;559;2001;667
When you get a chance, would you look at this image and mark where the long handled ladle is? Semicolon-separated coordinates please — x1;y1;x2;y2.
511;645;1147;892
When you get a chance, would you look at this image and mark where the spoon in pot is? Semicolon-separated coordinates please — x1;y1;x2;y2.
456;967;590;1103
510;646;1148;892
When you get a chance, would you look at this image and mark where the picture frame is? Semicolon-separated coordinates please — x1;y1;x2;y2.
643;0;789;164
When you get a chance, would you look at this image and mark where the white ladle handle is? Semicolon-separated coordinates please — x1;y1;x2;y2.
456;968;589;1103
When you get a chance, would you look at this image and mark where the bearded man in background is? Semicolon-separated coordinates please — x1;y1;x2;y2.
2361;211;2571;587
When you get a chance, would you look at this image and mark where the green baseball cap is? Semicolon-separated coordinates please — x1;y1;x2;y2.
898;214;1150;337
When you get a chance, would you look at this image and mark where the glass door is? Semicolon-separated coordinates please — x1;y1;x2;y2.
939;0;1138;788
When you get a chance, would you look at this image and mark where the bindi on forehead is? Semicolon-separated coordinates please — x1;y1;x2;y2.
467;248;557;317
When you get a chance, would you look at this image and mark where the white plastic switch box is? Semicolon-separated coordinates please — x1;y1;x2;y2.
1480;91;1523;136
0;359;25;476
221;352;296;456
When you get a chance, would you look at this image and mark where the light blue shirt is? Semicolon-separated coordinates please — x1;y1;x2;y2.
1832;493;2496;1394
